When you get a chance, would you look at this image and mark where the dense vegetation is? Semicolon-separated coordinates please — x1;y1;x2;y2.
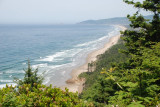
0;0;160;106
0;84;91;106
80;0;160;106
0;60;93;106
79;40;128;102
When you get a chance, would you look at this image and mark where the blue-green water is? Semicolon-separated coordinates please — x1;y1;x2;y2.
0;24;121;87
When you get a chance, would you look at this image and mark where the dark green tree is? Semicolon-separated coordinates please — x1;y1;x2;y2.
108;43;160;106
122;0;160;55
14;60;43;89
106;0;160;106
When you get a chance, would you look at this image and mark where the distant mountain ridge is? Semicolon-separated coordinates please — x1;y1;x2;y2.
78;17;129;25
78;15;153;25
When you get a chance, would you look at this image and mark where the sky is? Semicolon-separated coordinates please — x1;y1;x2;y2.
0;0;151;24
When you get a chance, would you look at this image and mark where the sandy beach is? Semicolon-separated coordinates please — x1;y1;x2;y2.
61;25;127;93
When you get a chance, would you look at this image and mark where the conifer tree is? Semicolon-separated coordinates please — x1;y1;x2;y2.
14;60;43;89
106;0;160;106
122;0;160;55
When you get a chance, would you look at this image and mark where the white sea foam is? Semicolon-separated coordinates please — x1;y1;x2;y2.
0;25;123;87
38;55;54;62
75;27;120;48
32;63;48;69
5;70;25;74
48;64;67;69
37;25;122;85
48;63;74;71
37;51;66;62
22;63;26;65
61;71;66;76
0;80;13;82
36;48;83;62
75;36;108;48
43;77;51;84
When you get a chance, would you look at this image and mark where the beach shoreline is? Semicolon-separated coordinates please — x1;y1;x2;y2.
61;25;127;93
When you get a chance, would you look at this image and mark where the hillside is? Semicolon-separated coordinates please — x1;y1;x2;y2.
78;15;153;25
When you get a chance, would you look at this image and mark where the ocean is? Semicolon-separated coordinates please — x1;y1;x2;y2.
0;24;121;88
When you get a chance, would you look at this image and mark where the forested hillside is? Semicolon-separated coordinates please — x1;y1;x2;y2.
80;0;160;106
0;0;160;106
78;15;153;26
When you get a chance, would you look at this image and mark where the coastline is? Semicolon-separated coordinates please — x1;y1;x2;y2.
61;25;127;93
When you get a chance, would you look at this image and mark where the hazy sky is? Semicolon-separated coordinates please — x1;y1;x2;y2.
0;0;151;24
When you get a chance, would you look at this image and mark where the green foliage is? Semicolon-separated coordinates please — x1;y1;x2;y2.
80;1;160;106
122;0;160;55
2;0;160;106
0;60;94;106
124;0;160;13
105;0;160;106
107;31;160;105
104;47;160;106
80;76;116;104
79;40;129;105
128;101;145;107
95;40;128;72
0;84;93;107
14;60;43;89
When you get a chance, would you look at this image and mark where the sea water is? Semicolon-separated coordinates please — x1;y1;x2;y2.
0;24;121;88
